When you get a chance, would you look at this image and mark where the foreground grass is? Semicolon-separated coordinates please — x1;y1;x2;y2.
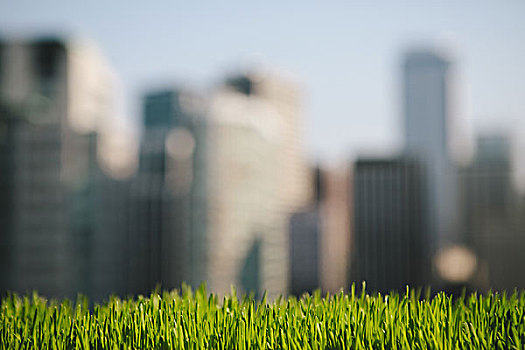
1;285;525;349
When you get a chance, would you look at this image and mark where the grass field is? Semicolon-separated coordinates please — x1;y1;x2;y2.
1;284;524;349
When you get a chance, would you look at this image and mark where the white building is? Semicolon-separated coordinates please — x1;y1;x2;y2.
204;71;311;297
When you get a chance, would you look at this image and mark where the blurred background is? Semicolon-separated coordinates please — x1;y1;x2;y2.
1;0;524;301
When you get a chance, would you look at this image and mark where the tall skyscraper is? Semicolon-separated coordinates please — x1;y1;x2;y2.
0;36;123;298
129;89;207;294
205;71;310;297
133;70;310;298
403;49;458;246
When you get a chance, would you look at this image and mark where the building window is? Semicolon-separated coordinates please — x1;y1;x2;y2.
32;39;65;84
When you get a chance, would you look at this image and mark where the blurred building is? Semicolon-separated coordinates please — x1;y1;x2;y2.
0;36;126;298
290;209;320;295
352;157;428;293
289;166;351;295
205;71;310;298
89;176;131;301
319;166;352;293
459;133;525;290
403;50;458;247
289;167;322;295
129;89;207;295
133;71;310;298
461;134;513;245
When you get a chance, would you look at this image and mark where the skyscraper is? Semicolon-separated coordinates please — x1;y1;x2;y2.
205;71;310;297
403;49;458;246
133;70;310;298
129;89;207;294
0;36;123;298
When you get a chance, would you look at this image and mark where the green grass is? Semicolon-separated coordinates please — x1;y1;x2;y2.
1;284;524;349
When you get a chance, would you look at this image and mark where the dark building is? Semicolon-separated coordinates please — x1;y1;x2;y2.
0;37;121;299
129;89;207;294
289;166;352;295
289;210;321;295
461;134;513;246
352;157;428;293
89;175;132;301
459;134;525;291
289;167;323;295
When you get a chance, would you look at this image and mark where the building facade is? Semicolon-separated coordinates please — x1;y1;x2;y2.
0;36;123;298
129;89;207;294
133;71;310;298
288;165;352;295
459;134;525;291
205;71;310;297
289;209;320;295
352;157;428;293
403;50;458;247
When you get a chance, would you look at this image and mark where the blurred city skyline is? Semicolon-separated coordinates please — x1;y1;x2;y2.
2;1;525;169
1;1;525;300
1;36;524;299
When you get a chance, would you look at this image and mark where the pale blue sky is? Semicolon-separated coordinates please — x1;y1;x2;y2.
1;1;525;164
